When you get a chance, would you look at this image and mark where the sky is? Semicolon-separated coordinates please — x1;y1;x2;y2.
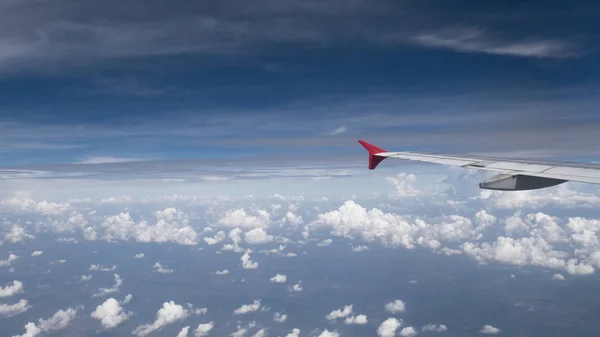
2;0;600;337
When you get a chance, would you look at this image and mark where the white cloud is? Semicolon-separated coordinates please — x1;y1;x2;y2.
80;274;92;282
177;326;190;337
318;330;340;337
290;282;303;292
378;318;402;337
422;324;448;332
270;274;287;283
1;197;72;215
233;300;262;315
31;251;43;257
480;325;501;334
461;236;595;275
5;226;35;243
91;297;132;329
411;27;573;59
0;254;18;267
284;212;304;226
351;245;369;252
328;126;347;135
326;304;353;320
102;208;198;245
216;269;230;275
245;228;273;244
13;322;41;337
14;306;82;337
89;264;117;272
153;262;174;274
552;273;566;281
285;329;300;337
229;228;243;245
120;294;133;305
400;326;417;337
134;253;145;258
273;312;287;323
204;231;226;245
38;306;82;332
194;322;215;337
385;300;406;314
387;173;420;197
0;280;23;298
218;209;270;229
344;314;368;325
133;301;191;336
241;252;258;269
317;239;332;247
93;273;122;297
252;328;267;337
231;326;248;337
0;299;30;317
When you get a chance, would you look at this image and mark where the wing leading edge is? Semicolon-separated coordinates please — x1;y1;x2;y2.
358;140;600;191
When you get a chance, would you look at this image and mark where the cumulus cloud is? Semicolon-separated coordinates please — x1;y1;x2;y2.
480;325;501;334
422;324;448;332
5;226;35;243
317;239;333;247
177;326;190;337
14;306;82;337
245;228;273;244
270;274;287;283
194;322;215;337
204;231;226;245
0;299;30;317
285;329;300;337
93;274;122;297
153;262;174;274
552;273;566;281
387;173;420;197
318;330;340;337
241;252;258;269
344;314;368;325
91;297;133;329
216;269;230;275
31;251;43;257
133;301;191;336
218;209;270;229
0;254;18;267
89;264;117;272
134;253;145;258
289;282;303;292
326;305;353;320
80;274;92;282
252;328;267;337
0;280;24;298
351;245;369;252
385;300;406;314
102;208;198;245
233;300;262;315
400;326;418;337
273;312;287;323
378;318;402;337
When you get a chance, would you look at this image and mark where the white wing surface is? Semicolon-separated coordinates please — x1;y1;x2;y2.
358;140;600;190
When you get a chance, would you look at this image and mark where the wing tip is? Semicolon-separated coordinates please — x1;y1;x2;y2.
358;140;387;170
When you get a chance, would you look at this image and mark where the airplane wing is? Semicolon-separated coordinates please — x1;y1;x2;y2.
358;140;600;191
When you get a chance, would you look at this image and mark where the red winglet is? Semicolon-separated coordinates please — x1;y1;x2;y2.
358;140;387;170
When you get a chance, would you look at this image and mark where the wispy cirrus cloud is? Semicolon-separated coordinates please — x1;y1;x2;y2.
411;27;576;59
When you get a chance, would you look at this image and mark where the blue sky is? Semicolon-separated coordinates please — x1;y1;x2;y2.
0;0;599;169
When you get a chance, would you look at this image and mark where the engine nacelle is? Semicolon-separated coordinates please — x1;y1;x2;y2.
479;174;567;191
